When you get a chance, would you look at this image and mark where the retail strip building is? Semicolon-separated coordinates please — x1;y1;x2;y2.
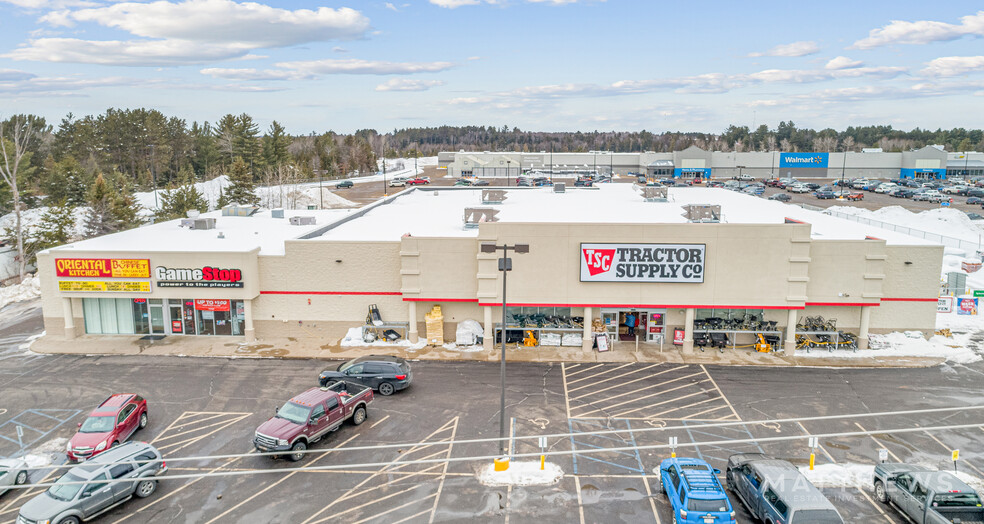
37;186;942;355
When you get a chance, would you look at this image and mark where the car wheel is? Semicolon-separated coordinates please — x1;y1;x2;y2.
14;470;27;485
289;441;307;462
378;382;395;396
874;480;887;503
111;441;119;448
352;406;367;426
135;479;157;498
139;412;148;429
58;517;81;524
320;379;336;388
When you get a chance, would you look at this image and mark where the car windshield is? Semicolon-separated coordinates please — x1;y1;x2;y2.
338;358;362;372
688;498;729;512
275;402;311;425
47;473;85;501
933;492;983;507
790;509;843;523
79;416;115;433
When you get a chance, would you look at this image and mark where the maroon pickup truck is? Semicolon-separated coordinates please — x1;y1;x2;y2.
253;382;373;461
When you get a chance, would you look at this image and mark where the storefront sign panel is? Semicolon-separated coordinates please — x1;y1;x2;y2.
957;298;978;315
58;281;151;292
195;299;230;312
779;152;829;168
55;258;150;278
155;266;244;288
938;297;953;313
580;243;705;283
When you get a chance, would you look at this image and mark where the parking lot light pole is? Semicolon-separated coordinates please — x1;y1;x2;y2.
481;242;529;462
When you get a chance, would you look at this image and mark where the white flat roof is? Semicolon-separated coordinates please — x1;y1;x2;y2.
316;185;938;246
49;208;355;256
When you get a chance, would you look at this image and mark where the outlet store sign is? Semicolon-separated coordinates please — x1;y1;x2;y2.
580;243;705;283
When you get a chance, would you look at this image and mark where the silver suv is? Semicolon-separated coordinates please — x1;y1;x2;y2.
17;442;166;524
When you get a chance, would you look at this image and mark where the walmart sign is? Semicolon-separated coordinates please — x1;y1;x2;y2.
780;152;829;168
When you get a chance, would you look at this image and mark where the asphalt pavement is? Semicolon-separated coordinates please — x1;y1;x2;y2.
2;302;984;523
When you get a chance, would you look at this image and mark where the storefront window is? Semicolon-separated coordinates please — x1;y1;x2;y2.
82;298;137;334
505;306;573;327
132;299;149;334
695;308;765;329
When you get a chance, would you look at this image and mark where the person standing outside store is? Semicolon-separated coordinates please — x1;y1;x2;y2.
625;312;637;336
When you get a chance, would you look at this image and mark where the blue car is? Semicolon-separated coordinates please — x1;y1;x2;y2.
660;457;737;524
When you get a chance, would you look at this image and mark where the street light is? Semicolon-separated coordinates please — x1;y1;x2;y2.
481;241;530;462
148;144;158;210
506;159;511;186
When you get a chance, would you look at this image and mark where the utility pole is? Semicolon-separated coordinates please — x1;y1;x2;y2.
148;144;158;209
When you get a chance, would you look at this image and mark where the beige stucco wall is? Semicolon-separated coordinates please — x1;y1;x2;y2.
868;244;943;333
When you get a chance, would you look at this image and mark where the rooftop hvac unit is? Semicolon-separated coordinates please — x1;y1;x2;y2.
554;183;566;193
191;218;217;230
681;204;721;223
463;207;499;229
221;204;260;217
642;186;668;202
271;209;285;219
289;216;317;226
481;189;507;204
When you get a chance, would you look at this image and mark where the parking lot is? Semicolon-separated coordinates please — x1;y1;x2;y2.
2;294;984;524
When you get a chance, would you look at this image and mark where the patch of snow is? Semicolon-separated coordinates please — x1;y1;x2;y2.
19;330;45;352
0;275;41;311
339;326;426;350
477;461;564;487
798;463;874;490
0;206;90;243
797;331;980;363
22;437;68;468
826;205;984;245
441;342;485;352
135;175;229;212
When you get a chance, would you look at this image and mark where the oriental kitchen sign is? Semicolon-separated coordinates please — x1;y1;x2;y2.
155;266;244;288
580;243;705;283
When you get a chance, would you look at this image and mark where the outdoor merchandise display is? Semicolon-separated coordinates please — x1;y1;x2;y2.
425;306;444;345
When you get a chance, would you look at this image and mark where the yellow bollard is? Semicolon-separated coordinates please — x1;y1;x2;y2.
671;451;676;458
809;453;815;471
494;457;510;472
540;455;545;470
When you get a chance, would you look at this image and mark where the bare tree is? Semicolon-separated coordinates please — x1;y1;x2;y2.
0;116;38;282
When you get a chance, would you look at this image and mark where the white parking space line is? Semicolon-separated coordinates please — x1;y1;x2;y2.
370;414;391;428
641;474;662;524
565;364;606;378
568;366;687;398
566;363;635;385
0;469;58;518
606;381;711;417
572;372;707;415
699;365;740;421
562;363;572;421
573;476;586;524
919;426;984;477
566;364;662;392
854;422;902;462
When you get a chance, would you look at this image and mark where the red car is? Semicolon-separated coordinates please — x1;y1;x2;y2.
405;177;429;185
67;394;148;462
847;192;865;201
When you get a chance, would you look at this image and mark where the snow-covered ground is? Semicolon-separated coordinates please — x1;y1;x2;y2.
0;275;41;310
23;437;68;468
827;205;984;245
477;461;564;486
339;326;426;350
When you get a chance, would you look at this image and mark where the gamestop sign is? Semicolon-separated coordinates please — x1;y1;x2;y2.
155;266;244;288
580;243;705;283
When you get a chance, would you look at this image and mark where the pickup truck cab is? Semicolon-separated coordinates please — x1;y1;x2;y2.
726;453;843;524
254;382;373;461
659;457;736;524
874;463;984;524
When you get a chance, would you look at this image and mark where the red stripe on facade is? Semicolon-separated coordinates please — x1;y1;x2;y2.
477;303;806;310
260;291;402;296
880;297;938;302
804;302;880;307
402;298;479;302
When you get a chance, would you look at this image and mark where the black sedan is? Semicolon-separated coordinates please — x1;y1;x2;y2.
335;180;354;189
319;355;412;396
768;193;791;202
967;196;984;205
815;190;835;199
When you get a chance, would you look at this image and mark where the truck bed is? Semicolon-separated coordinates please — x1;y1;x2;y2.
324;381;371;405
935;508;984;524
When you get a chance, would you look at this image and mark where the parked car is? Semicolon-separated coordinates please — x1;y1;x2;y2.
913;190;945;202
637;175;647;184
967;188;984;198
660;457;736;524
846;192;865;201
254;383;373;461
0;458;28;496
406;177;429;186
319;355;412;396
788;184;811;193
851;178;870;189
573;179;592;187
815;190;835;199
17;442;166;524
472;179;490;186
966;212;984;220
967;196;984;205
727;453;843;524
874;463;984;524
875;183;898;194
532;177;553;187
768;193;791;202
764;178;780;187
943;185;970;195
335;180;354;189
735;173;754;182
67;394;148;462
863;181;882;191
803;183;821;190
390;178;407;187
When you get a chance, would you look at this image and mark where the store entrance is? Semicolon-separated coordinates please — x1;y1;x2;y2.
600;309;665;346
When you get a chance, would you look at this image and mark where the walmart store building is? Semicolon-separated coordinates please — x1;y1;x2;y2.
37;186;943;356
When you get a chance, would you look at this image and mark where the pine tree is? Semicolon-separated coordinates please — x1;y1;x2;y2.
219;157;259;207
111;176;143;230
26;199;76;264
159;169;208;220
83;173;114;237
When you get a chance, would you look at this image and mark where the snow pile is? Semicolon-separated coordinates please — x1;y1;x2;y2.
799;463;874;489
339;326;426;350
135;175;229;212
255;183;356;210
0;275;41;310
0;206;90;241
797;331;981;363
19;331;44;352
477;461;564;486
827;205;984;244
23;437;68;468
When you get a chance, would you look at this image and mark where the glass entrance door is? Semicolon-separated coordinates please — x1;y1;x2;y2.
601;310;619;347
167;302;183;334
149;299;165;334
647;310;666;343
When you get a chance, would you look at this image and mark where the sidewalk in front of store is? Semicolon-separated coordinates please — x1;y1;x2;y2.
30;334;946;368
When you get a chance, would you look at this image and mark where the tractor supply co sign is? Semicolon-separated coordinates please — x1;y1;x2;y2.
56;258;150;278
155;266;243;288
580;243;705;283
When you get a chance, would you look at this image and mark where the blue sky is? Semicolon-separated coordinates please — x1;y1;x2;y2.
1;0;983;134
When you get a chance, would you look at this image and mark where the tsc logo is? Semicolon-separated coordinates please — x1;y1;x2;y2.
583;248;615;276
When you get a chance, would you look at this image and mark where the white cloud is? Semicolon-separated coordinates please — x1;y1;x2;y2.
825;56;863;70
430;0;481;7
922;56;984;77
0;69;37;81
4;38;253;66
384;2;398;11
375;78;445;91
467;56;481;61
199;67;311;81
749;41;820;57
852;11;984;49
275;58;455;75
332;46;348;53
430;0;588;7
1;0;96;8
744;66;905;84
